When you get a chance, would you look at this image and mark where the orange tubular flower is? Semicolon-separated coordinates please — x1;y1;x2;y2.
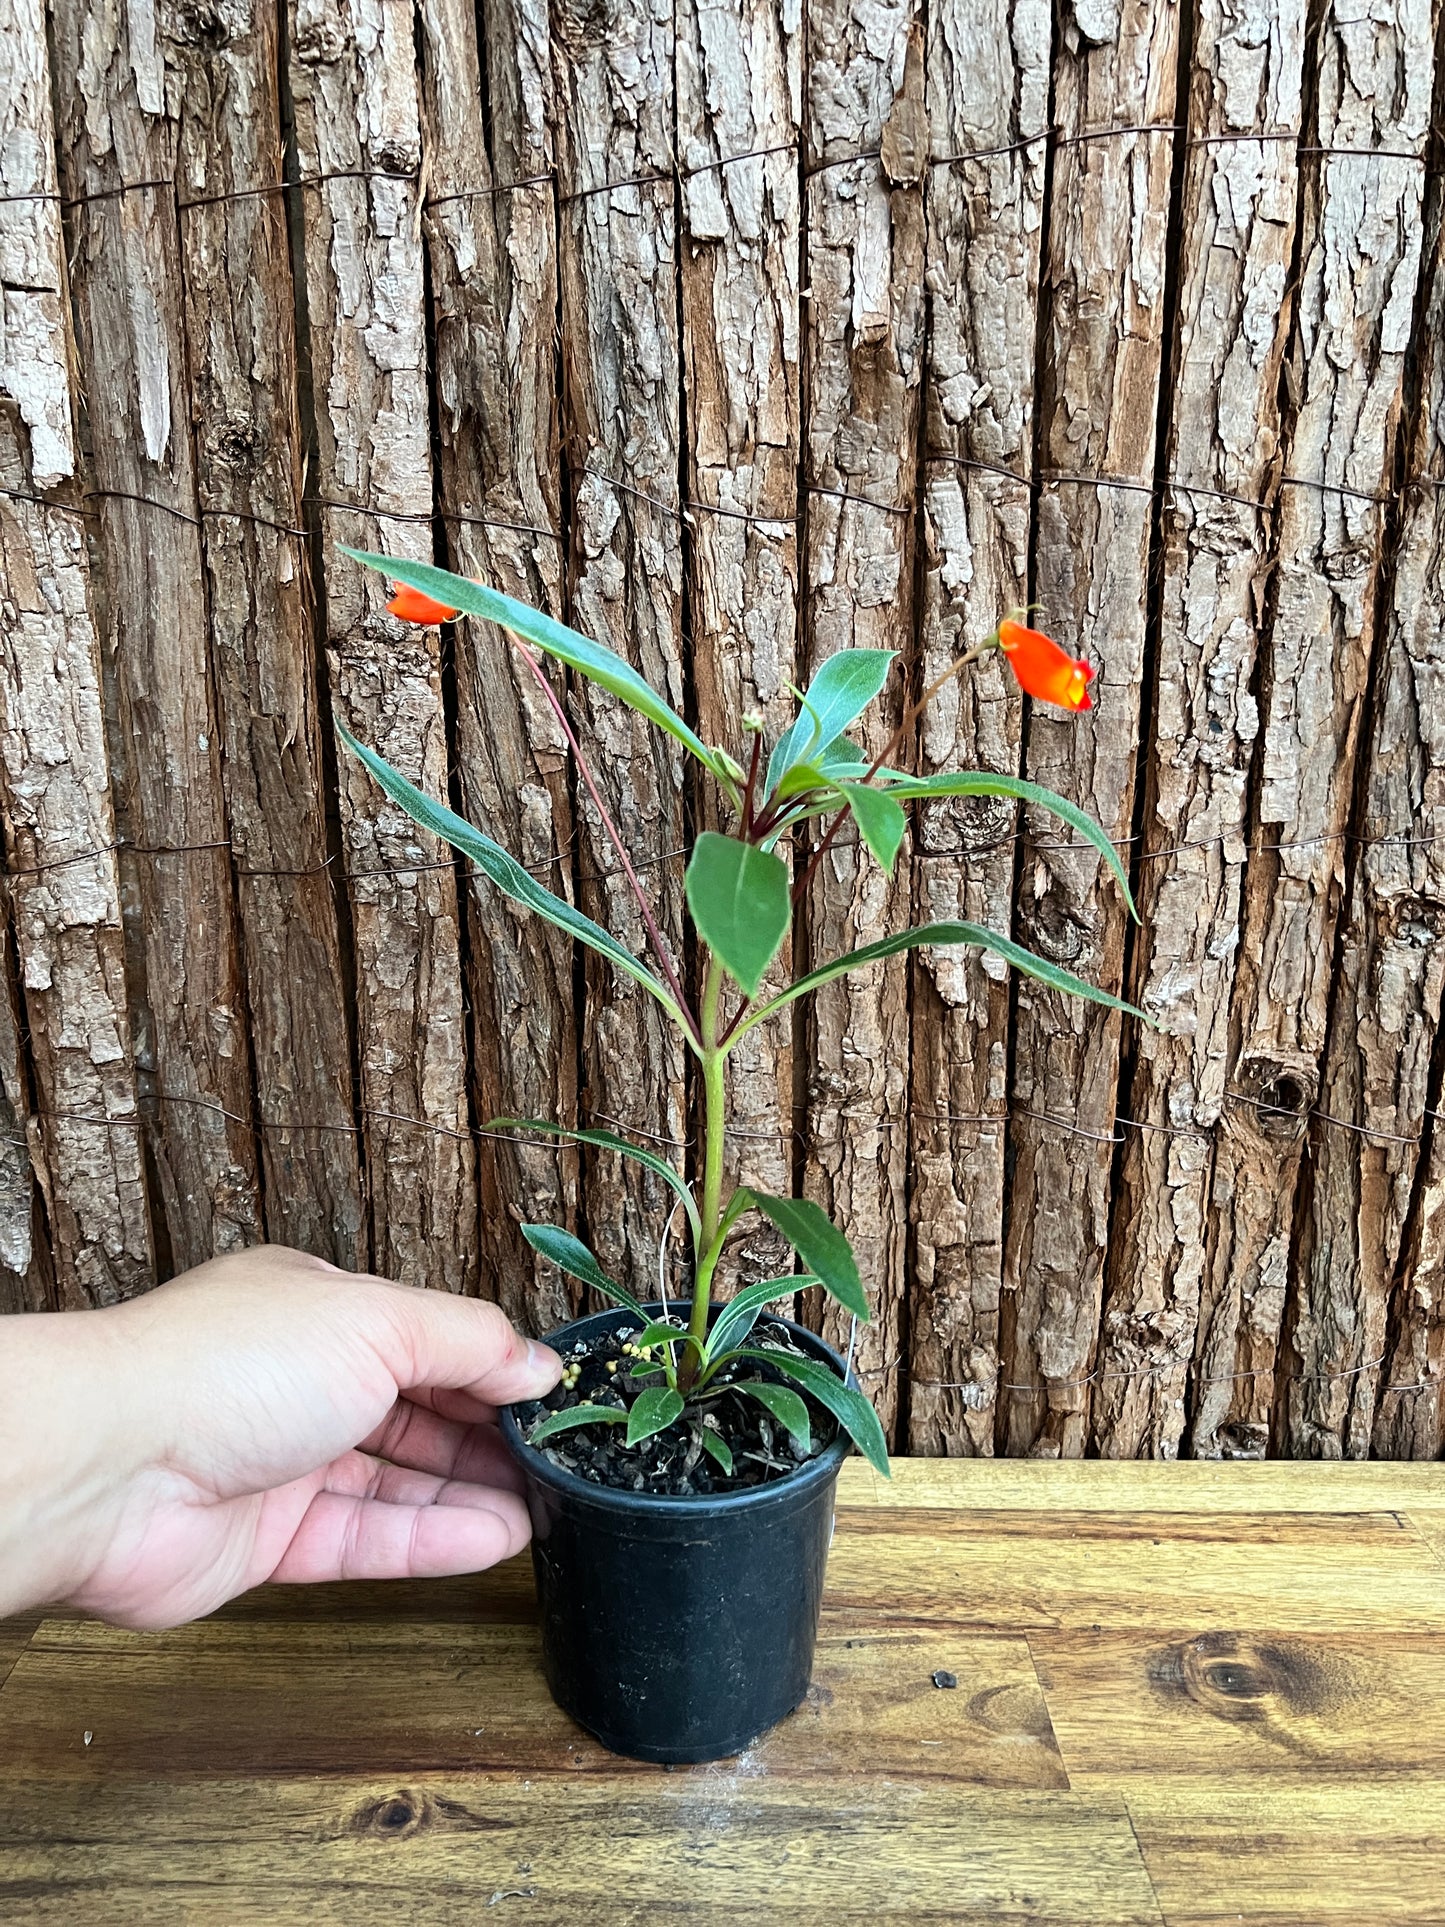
997;618;1094;711
387;583;461;624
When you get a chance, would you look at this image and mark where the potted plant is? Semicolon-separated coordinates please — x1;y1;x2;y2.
338;547;1136;1762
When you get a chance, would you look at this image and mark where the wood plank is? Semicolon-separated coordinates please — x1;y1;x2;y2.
2;1611;1064;1790
1097;0;1305;1460
1031;1629;1445;1782
1407;1511;1445;1564
1125;1781;1445;1925
907;0;1050;1456
839;1455;1445;1513
999;0;1181;1458
0;1615;37;1691
0;1780;1162;1925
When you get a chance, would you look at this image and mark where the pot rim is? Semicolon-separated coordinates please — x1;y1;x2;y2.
499;1301;856;1517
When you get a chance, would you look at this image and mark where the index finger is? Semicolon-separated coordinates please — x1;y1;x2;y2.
363;1280;564;1408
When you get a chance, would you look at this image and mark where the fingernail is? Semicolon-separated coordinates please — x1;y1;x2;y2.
526;1339;564;1386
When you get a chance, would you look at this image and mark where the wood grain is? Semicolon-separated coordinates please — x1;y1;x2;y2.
1000;0;1180;1458
906;0;1049;1456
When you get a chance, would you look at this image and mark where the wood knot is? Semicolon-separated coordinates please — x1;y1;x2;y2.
1152;1634;1344;1727
1233;1054;1315;1142
353;1790;427;1838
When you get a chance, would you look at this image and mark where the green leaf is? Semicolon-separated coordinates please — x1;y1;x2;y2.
872;771;1136;920
626;1385;685;1447
336;724;688;1031
705;1273;812;1365
631;1321;704;1358
737;1348;890;1477
490;1117;700;1240
730;920;1153;1048
685;833;791;999
340;548;736;796
735;1380;812;1453
766;650;897;793
697;1427;734;1476
751;1195;869;1322
528;1403;628;1444
520;1224;649;1324
838;782;907;875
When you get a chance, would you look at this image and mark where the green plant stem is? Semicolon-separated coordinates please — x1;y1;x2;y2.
687;956;729;1356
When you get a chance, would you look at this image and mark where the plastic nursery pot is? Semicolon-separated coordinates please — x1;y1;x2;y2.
499;1303;854;1765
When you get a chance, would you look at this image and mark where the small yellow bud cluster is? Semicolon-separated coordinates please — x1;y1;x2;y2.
620;1339;653;1361
560;1359;582;1392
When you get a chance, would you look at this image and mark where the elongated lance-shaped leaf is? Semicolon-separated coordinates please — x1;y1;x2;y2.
491;1117;700;1241
766;649;897;794
340;548;736;796
735;1380;812;1452
729;921;1153;1048
528;1403;628;1445
870;771;1136;918
520;1224;649;1323
697;1427;734;1475
627;1385;685;1446
751;1195;869;1321
337;724;689;1036
838;782;907;875
685;833;790;998
631;1321;705;1358
737;1348;889;1476
704;1273;814;1366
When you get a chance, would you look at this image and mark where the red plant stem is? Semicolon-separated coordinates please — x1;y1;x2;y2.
512;640;700;1045
740;732;763;841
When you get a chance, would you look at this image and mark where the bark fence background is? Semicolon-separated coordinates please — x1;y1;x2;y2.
2;0;1443;1459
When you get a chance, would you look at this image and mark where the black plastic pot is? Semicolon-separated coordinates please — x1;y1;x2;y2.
499;1303;853;1764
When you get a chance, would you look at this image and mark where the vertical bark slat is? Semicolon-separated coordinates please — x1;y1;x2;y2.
676;0;801;1269
0;0;152;1306
0;904;47;1312
287;0;476;1291
49;0;263;1270
800;3;926;1437
1093;0;1304;1458
999;0;1181;1458
417;0;578;1324
1193;0;1435;1458
552;0;689;1298
172;0;365;1268
907;0;1050;1455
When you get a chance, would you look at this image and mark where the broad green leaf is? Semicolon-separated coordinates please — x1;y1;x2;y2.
737;1347;890;1477
773;761;834;802
730;921;1152;1048
337;724;687;1031
631;1321;705;1359
838;782;907;874
697;1427;734;1476
766;650;897;793
815;738;868;776
340;547;736;795
491;1116;699;1240
685;833;791;998
705;1273;813;1365
627;1385;685;1447
872;771;1136;919
520;1224;649;1324
752;1195;869;1322
735;1379;812;1453
528;1403;628;1444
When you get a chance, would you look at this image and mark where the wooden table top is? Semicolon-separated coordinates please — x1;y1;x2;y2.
2;1459;1443;1924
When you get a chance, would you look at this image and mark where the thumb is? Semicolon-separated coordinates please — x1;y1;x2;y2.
366;1282;564;1408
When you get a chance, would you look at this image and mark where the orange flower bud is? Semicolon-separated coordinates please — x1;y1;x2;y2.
386;584;461;624
997;618;1094;711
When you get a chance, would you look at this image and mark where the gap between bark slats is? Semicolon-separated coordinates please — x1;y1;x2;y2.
800;1;926;1442
1192;0;1435;1460
0;0;153;1307
676;0;801;1278
999;0;1181;1459
552;0;689;1299
1094;0;1305;1460
417;0;579;1327
170;0;365;1270
0;899;48;1312
907;0;1050;1456
48;0;263;1273
286;0;475;1293
1321;143;1445;1463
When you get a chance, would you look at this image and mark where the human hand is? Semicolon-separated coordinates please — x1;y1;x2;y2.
0;1247;562;1628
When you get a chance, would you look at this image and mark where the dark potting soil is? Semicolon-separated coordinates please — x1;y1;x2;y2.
513;1316;841;1497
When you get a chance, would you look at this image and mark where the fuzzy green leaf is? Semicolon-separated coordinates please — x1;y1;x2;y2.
626;1385;685;1447
766;650;897;793
838;782;907;874
528;1403;628;1444
520;1224;649;1324
751;1195;869;1322
685;833;791;998
337;724;686;1028
491;1117;699;1240
738;1347;890;1477
735;1379;812;1453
